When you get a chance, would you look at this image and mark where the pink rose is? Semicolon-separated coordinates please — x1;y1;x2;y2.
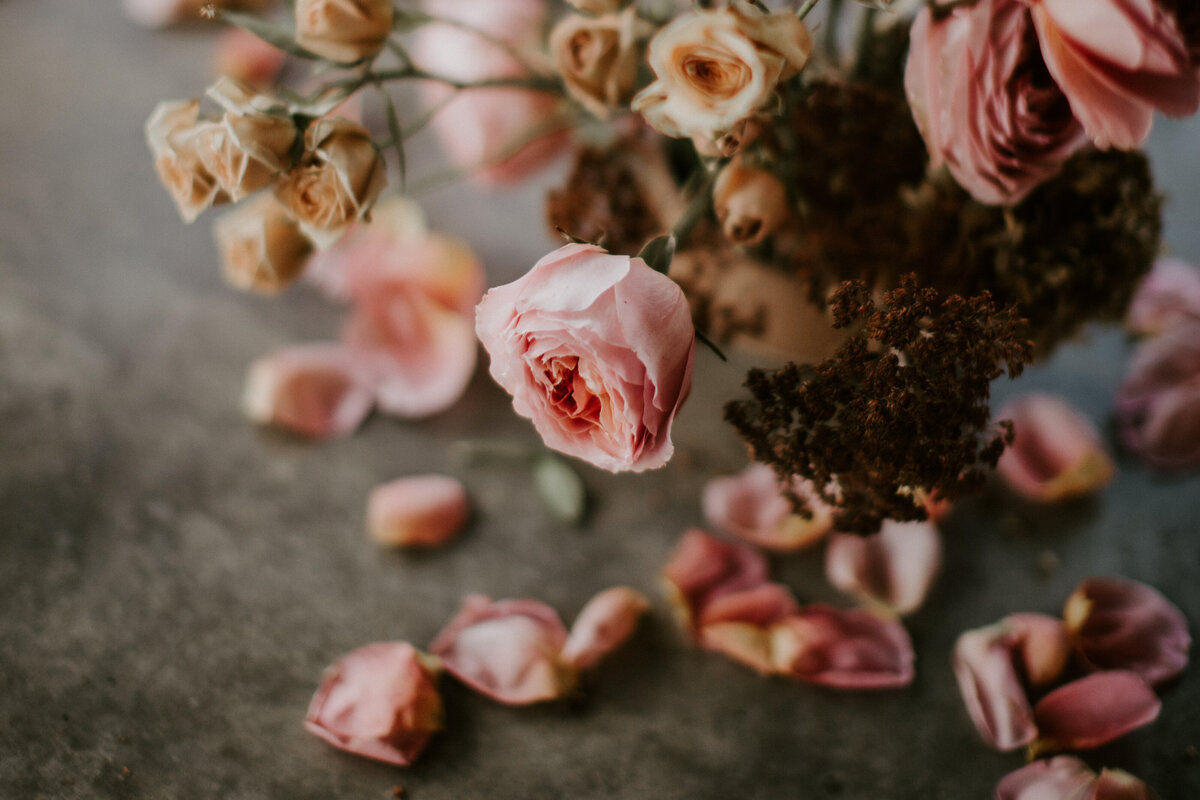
905;0;1086;205
476;244;695;473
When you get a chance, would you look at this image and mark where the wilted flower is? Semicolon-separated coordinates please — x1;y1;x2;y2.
551;9;651;119
194;79;296;202
560;586;649;670
711;158;790;246
366;474;470;548
145;99;227;223
213;191;312;294
242;343;376;438
294;0;393;64
996;756;1157;800
824;519;942;616
1126;257;1200;335
1114;318;1200;470
995;393;1115;502
701;463;832;552
1031;670;1161;755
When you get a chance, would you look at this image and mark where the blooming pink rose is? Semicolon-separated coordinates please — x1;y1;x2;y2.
1114;318;1200;470
995;393;1115;502
476;244;695;473
1026;0;1200;150
905;0;1086;205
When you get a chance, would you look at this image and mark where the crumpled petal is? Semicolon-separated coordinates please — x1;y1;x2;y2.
366;474;469;548
560;586;649;670
995;756;1104;800
1114;319;1200;471
996;393;1115;502
824;519;942;615
769;605;915;689
698;583;800;675
1063;576;1191;687
304;641;443;766
242;343;376;438
429;595;575;705
1031;670;1162;755
702;463;832;551
1126;257;1200;335
661;528;770;635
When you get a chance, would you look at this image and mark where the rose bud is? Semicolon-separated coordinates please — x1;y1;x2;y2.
550;9;652;120
1126;257;1200;335
242;343;376;438
995;756;1157;800
304;641;443;766
712;159;789;246
1063;576;1190;687
699;583;798;675
294;0;393;64
1031;671;1162;756
476;243;694;473
661;529;769;635
824;519;942;616
193;79;296;202
1115;319;1200;470
429;596;576;705
769;605;915;689
366;474;469;548
213;191;312;294
1028;0;1200;150
995;393;1115;502
561;586;650;670
213;26;287;89
275;116;386;249
145;99;227;223
701;463;832;552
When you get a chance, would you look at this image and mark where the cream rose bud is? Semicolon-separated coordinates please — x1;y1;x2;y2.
213;192;312;294
145;99;227;223
294;0;394;64
712;158;789;246
632;0;812;145
195;79;297;202
551;9;652;119
476;244;695;473
275;116;386;249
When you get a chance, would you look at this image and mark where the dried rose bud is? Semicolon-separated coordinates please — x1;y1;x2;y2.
1063;576;1190;687
561;586;649;670
294;0;393;64
366;475;469;548
712;159;789;246
769;605;915;689
1031;671;1161;756
661;529;769;635
242;343;375;438
995;756;1157;800
145;99;227;223
701;463;832;552
213;26;286;89
824;519;942;616
1126;257;1200;335
194;79;296;202
304;642;443;766
995;393;1115;502
1114;319;1200;471
213;192;311;294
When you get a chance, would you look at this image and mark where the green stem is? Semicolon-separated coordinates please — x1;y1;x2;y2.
796;0;822;20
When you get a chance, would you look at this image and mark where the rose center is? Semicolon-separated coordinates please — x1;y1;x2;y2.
682;54;747;96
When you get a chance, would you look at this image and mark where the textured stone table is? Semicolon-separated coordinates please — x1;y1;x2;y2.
1;3;1197;798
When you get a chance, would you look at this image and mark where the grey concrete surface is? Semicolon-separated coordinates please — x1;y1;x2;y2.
1;2;1198;798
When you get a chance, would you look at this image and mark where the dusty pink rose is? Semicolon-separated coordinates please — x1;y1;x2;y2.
304;642;443;766
770;605;915;689
1126;257;1200;334
476;244;695;473
701;463;832;552
561;586;650;670
366;474;470;548
242;343;375;438
824;519;942;616
1031;670;1162;755
905;0;1086;206
1063;576;1190;687
996;756;1157;800
1027;0;1200;150
996;393;1115;502
1114;318;1200;470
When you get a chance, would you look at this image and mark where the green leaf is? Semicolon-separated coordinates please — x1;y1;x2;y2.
219;11;321;60
532;456;587;526
377;86;407;189
637;235;676;275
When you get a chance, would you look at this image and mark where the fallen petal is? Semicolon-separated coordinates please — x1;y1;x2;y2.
824;519;942;616
994;756;1098;800
1092;768;1159;800
1114;320;1200;471
702;463;832;551
1008;612;1072;688
661;529;769;635
304;641;443;766
366;474;469;548
996;393;1115;502
1063;576;1190;687
1032;671;1161;755
242;343;375;438
560;586;649;671
770;605;915;689
697;583;800;675
952;619;1038;751
1126;257;1200;335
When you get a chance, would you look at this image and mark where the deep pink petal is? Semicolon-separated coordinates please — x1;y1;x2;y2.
560;586;649;670
702;463;832;551
661;529;770;635
366;474;469;548
1032;671;1161;754
242;343;375;438
770;605;915;689
1092;768;1159;800
995;756;1098;800
996;393;1114;502
824;519;942;615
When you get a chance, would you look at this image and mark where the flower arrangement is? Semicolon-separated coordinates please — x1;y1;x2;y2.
137;0;1198;794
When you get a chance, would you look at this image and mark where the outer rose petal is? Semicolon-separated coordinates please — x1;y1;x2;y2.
769;605;915;689
1032;671;1162;755
242;343;375;438
429;596;575;705
995;756;1100;800
1063;576;1190;687
996;393;1115;502
560;586;649;670
702;463;832;551
661;528;770;635
366;474;469;548
824;519;942;616
1114;319;1200;470
1126;257;1200;335
304;642;443;766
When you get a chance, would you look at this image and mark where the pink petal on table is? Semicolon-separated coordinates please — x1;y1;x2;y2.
366;474;469;548
1063;576;1191;687
994;756;1098;800
697;583;800;675
304;641;443;766
952;619;1038;751
1032;671;1161;755
661;528;770;635
701;463;833;551
996;393;1114;502
769;605;915;689
824;519;942;616
1092;768;1159;800
429;595;575;705
242;343;375;438
1009;612;1072;687
1114;319;1200;471
1126;257;1200;335
560;586;649;671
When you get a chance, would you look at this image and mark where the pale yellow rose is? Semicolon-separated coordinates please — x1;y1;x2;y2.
214;192;312;294
145;99;227;223
550;9;653;119
632;0;812;145
194;78;297;202
274;116;386;248
294;0;394;63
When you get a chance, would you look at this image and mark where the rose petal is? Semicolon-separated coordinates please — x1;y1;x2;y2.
824;519;942;615
1063;576;1191;687
698;583;799;674
560;586;649;670
702;463;832;551
1114;319;1200;470
661;529;770;635
242;343;375;438
770;605;915;689
952;619;1038;750
1032;671;1161;755
996;393;1115;502
994;756;1099;800
304;641;443;766
1009;612;1072;687
1092;768;1159;800
429;595;575;705
366;474;469;548
1126;257;1200;335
